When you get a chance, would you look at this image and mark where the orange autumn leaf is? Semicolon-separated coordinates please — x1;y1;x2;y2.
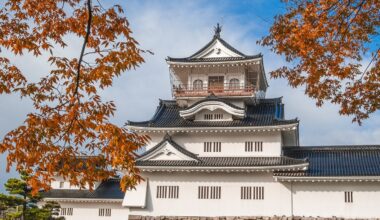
0;0;149;195
260;0;380;124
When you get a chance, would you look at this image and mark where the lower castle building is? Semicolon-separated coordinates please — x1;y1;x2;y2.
42;25;380;220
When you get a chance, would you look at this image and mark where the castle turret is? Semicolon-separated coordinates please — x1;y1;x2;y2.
167;24;267;107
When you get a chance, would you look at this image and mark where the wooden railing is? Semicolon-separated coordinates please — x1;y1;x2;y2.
172;83;255;97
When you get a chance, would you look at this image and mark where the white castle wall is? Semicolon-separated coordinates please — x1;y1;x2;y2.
146;131;283;157
50;176;100;190
53;202;129;220
292;182;380;218
129;172;292;217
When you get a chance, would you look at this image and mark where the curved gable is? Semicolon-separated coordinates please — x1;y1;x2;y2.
179;100;245;120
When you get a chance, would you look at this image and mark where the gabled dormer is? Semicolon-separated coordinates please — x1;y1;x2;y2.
167;24;268;105
137;134;199;161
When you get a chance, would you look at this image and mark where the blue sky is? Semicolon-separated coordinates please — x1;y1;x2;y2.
1;0;379;193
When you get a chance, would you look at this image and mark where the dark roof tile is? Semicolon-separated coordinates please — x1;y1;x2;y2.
128;98;297;128
42;178;124;200
276;145;380;177
136;156;307;167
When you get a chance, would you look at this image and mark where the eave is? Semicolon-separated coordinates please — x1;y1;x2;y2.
167;57;262;66
274;176;380;182
127;123;299;133
42;198;123;203
138;163;309;173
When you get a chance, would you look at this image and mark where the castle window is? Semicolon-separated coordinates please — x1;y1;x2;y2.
204;114;213;120
156;186;179;199
59;181;64;188
193;79;203;90
214;113;223;120
245;141;263;152
204;142;221;152
245;141;253;152
241;186;264;200
229;78;240;89
255;141;263;152
203;113;224;120
198;186;221;199
99;208;111;217
60;208;73;216
345;191;353;203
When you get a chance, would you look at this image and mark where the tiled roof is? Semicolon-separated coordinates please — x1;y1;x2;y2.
136;156;307;167
42;178;124;200
276;145;380;177
166;35;262;63
127;98;298;128
138;134;199;161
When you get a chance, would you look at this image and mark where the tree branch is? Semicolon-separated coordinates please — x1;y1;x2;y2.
74;0;93;100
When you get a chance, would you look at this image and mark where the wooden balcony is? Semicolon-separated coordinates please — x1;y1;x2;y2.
172;83;255;97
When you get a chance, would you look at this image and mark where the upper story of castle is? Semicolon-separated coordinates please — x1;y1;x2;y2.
167;24;268;106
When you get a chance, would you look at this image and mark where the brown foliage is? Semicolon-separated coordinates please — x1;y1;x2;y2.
260;0;380;124
0;0;149;194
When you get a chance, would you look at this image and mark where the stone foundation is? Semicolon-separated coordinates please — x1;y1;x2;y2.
129;215;379;220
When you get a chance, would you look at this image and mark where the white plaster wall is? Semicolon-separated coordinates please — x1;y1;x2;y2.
129;172;292;217
292;182;380;218
50;176;100;190
144;132;283;157
54;202;129;220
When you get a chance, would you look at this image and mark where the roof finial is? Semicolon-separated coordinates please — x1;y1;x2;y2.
214;23;222;38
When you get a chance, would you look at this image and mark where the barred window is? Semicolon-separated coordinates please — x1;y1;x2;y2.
156;186;179;199
60;208;73;216
213;142;221;152
345;191;353;203
203;113;223;120
198;186;221;199
245;142;263;152
255;142;263;152
204;114;213;120
245;141;254;152
241;186;264;200
204;142;221;152
214;114;223;120
99;208;111;217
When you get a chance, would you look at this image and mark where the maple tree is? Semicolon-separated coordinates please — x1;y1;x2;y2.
0;0;149;194
261;0;379;124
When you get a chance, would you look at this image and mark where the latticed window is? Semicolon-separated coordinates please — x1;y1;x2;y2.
156;186;179;199
60;208;73;216
229;78;240;89
245;141;263;152
193;79;203;90
198;186;221;199
241;186;264;200
204;142;221;152
344;191;353;203
99;208;111;217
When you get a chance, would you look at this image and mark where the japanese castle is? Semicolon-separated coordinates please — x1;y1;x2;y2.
42;25;380;219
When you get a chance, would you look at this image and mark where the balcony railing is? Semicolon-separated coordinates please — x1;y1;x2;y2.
172;83;255;97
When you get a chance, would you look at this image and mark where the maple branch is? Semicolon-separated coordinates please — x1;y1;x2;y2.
74;0;92;100
360;47;380;80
